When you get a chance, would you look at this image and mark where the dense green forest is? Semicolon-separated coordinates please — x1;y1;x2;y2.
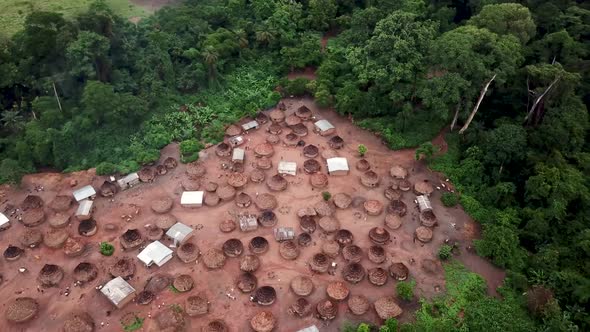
0;0;589;330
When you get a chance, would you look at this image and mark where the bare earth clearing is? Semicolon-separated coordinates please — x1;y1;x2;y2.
0;96;504;331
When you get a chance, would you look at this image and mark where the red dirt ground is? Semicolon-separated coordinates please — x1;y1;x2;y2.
0;96;504;331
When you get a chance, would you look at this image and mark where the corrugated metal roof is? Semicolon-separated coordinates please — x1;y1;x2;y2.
239;215;258;231
274;227;295;241
297;325;320;332
101;276;135;306
229;136;244;146
314;119;335;132
417;195;432;212
232;148;245;161
76;199;94;216
117;173;139;188
242;120;259;131
73;185;96;202
0;212;9;227
181;191;204;205
278;161;297;176
137;241;173;267
327;157;349;172
166;222;193;242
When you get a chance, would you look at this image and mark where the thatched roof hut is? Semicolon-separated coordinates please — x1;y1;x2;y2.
37;264;64;287
255;193;278;210
415;226;433;243
202;248;226;269
389;262;409;281
342;263;366;284
256;156;273;170
136;291;154;305
99;181;117;197
21;208;45;227
342;245;363;263
252;286;277;306
318;216;339;233
48;213;70;229
217;185;236;201
335;229;353;247
368;267;389;286
322;240;340;258
173;274;194;292
283;133;300;146
332;193;352;209
314;200;334;217
328;136;344;149
310;252;330;273
186;294;209;317
268;123;283;135
387;200;408;216
289;298;312;317
120;229;143;250
62;311;95;332
291;123;309;136
298;232;312;247
240;254;260;273
19;228;43;248
374;296;403;319
298;206;317;218
250;169;266;184
327;281;349;302
360;170;380;188
279;240;299;260
267;174;288;191
269;109;285;123
181;178;201;191
109;257;136;279
204;192;220;207
303;159;321;174
78;219;97;237
291;275;314;296
202;320;228;332
22;195;43;210
139;166;156;182
295;105;313;120
177;242;200;263
205;181;218;192
156;165;167;175
286;114;301;126
316;299;337;320
73;262;98;283
389;165;408;179
310;173;329;188
356;159;371;171
235;192;252;208
146;225;163;241
399;179;411;191
50;195;72;211
154;214;176;230
383;215;402;232
303;144;319;158
144;274;172;294
222;238;244;257
384;187;402;201
256;112;269;124
219;219;237;233
369;227;391;245
420;210;437;227
63;236;85;257
151;197;173;214
186;162;207;179
249;236;269;254
254;143;274;157
368;245;386;264
364;200;384;216
237;272;258;293
415;180;434;196
4;245;23;261
259;210;277;227
164;157;178;169
348;295;370;315
266;134;280;145
215;142;232;157
251;311;276;332
225;124;242;137
299;216;317;234
5;297;39;323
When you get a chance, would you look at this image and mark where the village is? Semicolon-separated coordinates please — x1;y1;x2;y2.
0;97;492;332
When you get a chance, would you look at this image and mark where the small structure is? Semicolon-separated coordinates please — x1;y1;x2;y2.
75;199;94;220
117;173;140;190
100;276;136;308
72;185;96;202
278;161;297;176
297;325;320;332
314;120;335;136
327;157;349;176
232;148;245;163
181;191;204;208
242;120;259;132
0;212;10;230
416;195;432;212
137;241;174;267
229;135;244;147
274;227;295;241
166;222;194;246
239;214;258;232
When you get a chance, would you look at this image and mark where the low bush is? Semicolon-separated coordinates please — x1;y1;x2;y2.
100;242;115;256
438;244;453;260
322;191;332;201
397;280;416;301
441;192;459;207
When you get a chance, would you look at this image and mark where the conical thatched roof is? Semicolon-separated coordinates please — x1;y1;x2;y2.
5;297;39;323
364;199;384;216
342;263;366;284
202;320;228;332
250;169;266;183
303;144;319;158
328;136;344;149
139;166;156;182
225;124;242;136
266;134;280;144
202;248;226;269
326;281;349;301
237;272;258;293
303;159;321;174
222;238;244;257
398;179;411;191
348;295;370;315
310;173;329;188
78;219;97;237
290;275;314;296
136;291;154;305
356;159;371;171
219;219;237;233
173;274;194;292
387;200;408;216
360;170;380;187
316;299;337;320
120;229;143;250
186;162;207;179
250;311;276;332
204;192;221;207
63;236;85;257
48;213;70;229
267;174;288;191
420;210;437;227
154;214;176;230
389;262;410;281
254;143;274;157
295;105;313;120
255;156;273;170
151;197;173;214
374;296;403;319
109;257;136;279
369;227;391;245
385;214;402;230
177;242;200;263
368;245;386;264
318;216;339;233
215;143;232;157
279;240;300;260
255;193;278;210
37;264;64;287
21;208;45;227
164;157;178;169
100;181;117;197
333;193;352;209
310;253;330;273
205;181;218;192
186;294;209;317
299;216;316;233
289;298;312;317
73;262;98;283
368;267;389;286
283;132;300;146
389;165;408;179
217;185;236;201
414;180;434;195
249;236;269;254
62;311;95;332
252;286;276;306
415;226;433;243
22;195;43;210
384;187;402;201
240;254;260;272
259;210;277;227
342;245;363;263
321;240;340;258
335;229;353;247
235;192;252;208
268;123;283;135
255;112;269;124
298;232;312;247
146;225;163;241
314;200;334;217
286;114;301;126
19;228;43;248
291;123;308;136
269;109;285;123
50;195;72;211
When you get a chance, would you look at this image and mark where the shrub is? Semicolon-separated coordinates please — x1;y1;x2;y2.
380;318;398;332
0;158;30;184
415;142;438;162
180;139;204;163
100;242;115;256
441;192;459;207
397;280;416;301
116;160;140;174
121;315;144;332
322;191;332;201
358;144;367;157
96;162;117;175
439;244;453;260
356;323;371;332
282;78;312;96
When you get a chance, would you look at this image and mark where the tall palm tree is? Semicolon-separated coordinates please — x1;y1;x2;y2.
1;109;24;132
255;29;275;47
202;46;219;81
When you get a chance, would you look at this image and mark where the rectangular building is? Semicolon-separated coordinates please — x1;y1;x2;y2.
239;214;258;232
228;136;244;147
232;148;245;163
166;222;194;246
0;212;10;230
75;199;94;220
314;119;336;136
278;161;297;176
100;276;136;309
327;157;349;176
274;227;295;241
73;185;96;202
416;195;433;212
137;241;174;267
241;120;259;132
181;191;204;208
117;173;140;190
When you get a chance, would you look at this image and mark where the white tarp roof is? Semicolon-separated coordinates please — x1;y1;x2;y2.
166;222;193;243
73;185;96;202
101;276;135;307
137;241;173;267
314;119;335;132
0;212;9;227
233;148;245;161
417;195;432;212
117;173;139;186
297;326;320;332
278;161;297;175
181;191;204;205
229;136;244;146
76;199;94;216
242;120;259;131
327;157;349;172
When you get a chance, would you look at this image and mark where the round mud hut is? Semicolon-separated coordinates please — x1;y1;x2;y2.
254;143;274;158
290;275;314;296
318;216;339;233
48;213;70;229
259;210;277;227
389;165;408;179
269;109;285;123
37;264;64;287
291;123;308;137
348;295;370;316
289;298;312;317
333;193;352;209
310;253;330;273
146;225;164;241
22;195;43;210
21;208;45;227
78;219;97;237
250;311;276;332
202;248;226;269
286;114;301;127
225;124;242;137
360;170;380;188
414;180;434;196
342;245;363;263
19;228;43;248
384;213;402;230
387;200;408;217
321;240;340;258
314;200;335;216
155;214;176;230
316;299;337;320
303;144;319;158
109;257;136;279
63;236;85;257
327;281;349;301
139;166;156;182
157;164;168;176
186;294;209;317
120;229;143;250
202;320;228;332
181;178;201;191
368;245;386;264
73;262;98;284
151;197;173;214
389;262;410;281
164;157;178;169
374;296;403;319
328;136;344;149
177;242;200;263
303;159;321;174
310;173;329;189
384;187;402;201
255;193;278;210
279;240;300;260
266;134;280;145
235;192;252;208
252;286;277;306
50;195;72;211
222;238;244;257
44;228;69;249
250;169;266;184
256;112;269;124
298;232;312;247
99;181;117;197
268;123;283;135
204;192;221;207
4;245;24;261
136;291;154;305
217;185;236;201
295;105;313;120
186;162;207;179
398;179;411;192
5;297;39;323
415;226;433;243
215;143;232;157
173;274;194;292
205;181;218;192
219;219;237;233
368;267;389;286
282;133;299;146
369;227;391;245
364;200;384;216
255;156;273;170
237;272;258;293
335;229;353;247
267;174;288;191
249;236;269;254
342;263;366;284
356;159;371;171
299;216;317;234
62;311;95;332
420;210;437;227
240;254;260;272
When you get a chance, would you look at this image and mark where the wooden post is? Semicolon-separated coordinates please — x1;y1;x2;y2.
459;74;497;134
52;81;63;112
524;77;559;124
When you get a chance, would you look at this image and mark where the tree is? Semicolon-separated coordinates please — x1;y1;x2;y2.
468;3;536;44
415;142;437;162
308;0;338;31
358;144;367;157
66;31;111;82
397;280;416;301
482;124;527;173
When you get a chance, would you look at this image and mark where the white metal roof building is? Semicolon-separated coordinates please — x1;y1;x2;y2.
137;241;174;267
75;199;94;220
297;326;320;332
274;227;295;241
314;119;335;136
117;173;140;190
73;185;96;202
166;222;194;245
278;161;297;176
100;276;136;308
228;136;244;147
0;212;10;229
181;191;204;208
241;120;259;131
239;214;258;232
232;148;245;163
326;157;350;176
417;195;433;212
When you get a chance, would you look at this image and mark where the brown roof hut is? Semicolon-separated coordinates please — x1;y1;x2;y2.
328;136;344;149
415;226;433;243
342;245;363;263
259;210;278;227
202;248;226;269
225;124;242;137
5;297;39;323
303;159;321;174
348;295;370;315
43;228;69;249
22;195;43;210
335;229;353;247
414;180;434;196
151;197;173;214
256;156;273;170
289;298;312;317
318;216;339;233
389;262;409;281
186;294;209;317
249;236;269;254
215;142;232;157
236;192;252;208
314;199;334;217
48;213;70;229
78;219;97;237
298;232;312;247
50;195;72;211
204;192;221;207
252;286;277;306
120;229;144;250
109;257;136;279
364;200;384;216
268;123;283;135
173;274;194;292
177;242;200;263
316;299;337;320
295;105;313;120
99;181;117;197
290;275;314;296
237;272;258;293
279;240;300;260
154;214;176;230
21;208;45;227
250;169;266;183
136;291;154;305
321;149;338;160
398;179;411;191
327;281;349;302
420;210;437;227
254;143;274;157
255;112;269;124
267;174;288;191
37;264;64;287
4;245;24;261
368;245;386;264
333;193;352;209
286;114;301;126
164;157;178;169
300;216;317;233
73;262;98;284
322;240;340;258
269;109;286;123
291;123;309;137
303;144;319;158
389;165;408;179
368;267;389;286
356;159;371;171
360;170;380;188
310;253;330;273
19;228;43;248
374;296;403;320
384;187;402;201
266;134;280;145
156;165;167;176
139;166;156;182
202;320;229;332
146;225;164;241
222;238;244;257
283;133;299;146
181;178;201;191
342;263;366;284
219;219;237;233
310;173;329;188
387;200;408;216
250;311;276;332
62;311;95;332
255;193;278;210
369;227;391;245
63;236;85;257
186;162;207;179
240;254;260;272
217;185;236;201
